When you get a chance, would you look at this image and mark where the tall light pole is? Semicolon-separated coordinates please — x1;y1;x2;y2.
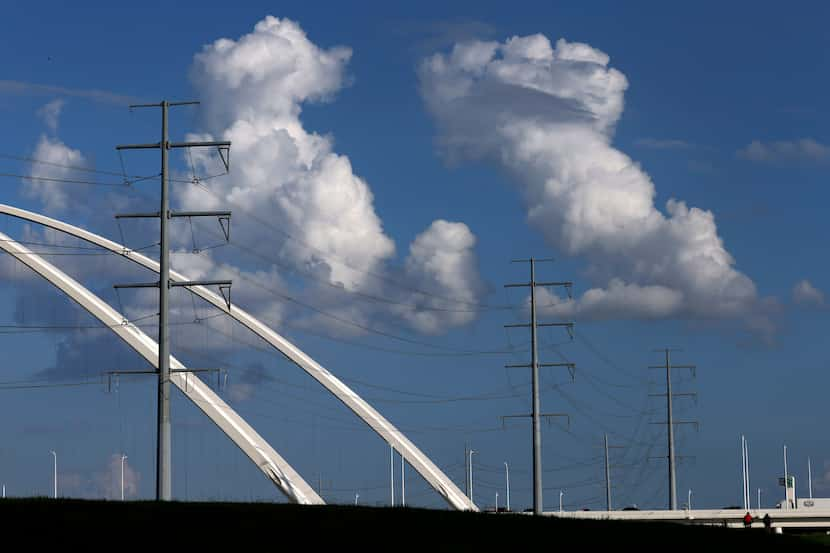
783;444;789;509
390;444;395;507
468;449;476;505
121;454;128;501
354;493;359;506
808;457;813;499
688;489;692;511
504;462;510;512
758;488;762;510
50;450;57;499
401;453;405;507
559;490;564;513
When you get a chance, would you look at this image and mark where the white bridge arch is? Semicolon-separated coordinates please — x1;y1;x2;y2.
0;204;476;511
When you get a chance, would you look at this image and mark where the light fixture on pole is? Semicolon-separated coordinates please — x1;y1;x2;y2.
504;462;510;512
50;450;57;499
121;454;128;501
468;450;476;505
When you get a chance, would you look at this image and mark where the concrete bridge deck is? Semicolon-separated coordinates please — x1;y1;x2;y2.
546;508;830;530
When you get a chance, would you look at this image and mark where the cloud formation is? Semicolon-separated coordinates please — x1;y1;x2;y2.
792;279;824;307
25;134;88;212
37;98;65;133
737;139;830;164
0;79;137;106
419;34;765;325
180;16;483;334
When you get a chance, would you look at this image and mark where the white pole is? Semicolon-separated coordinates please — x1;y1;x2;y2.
121;454;128;501
504;462;510;512
468;450;476;505
496;492;499;512
688;489;692;511
390;444;395;507
783;444;789;509
745;439;751;510
2;484;4;498
808;457;813;499
559;490;564;512
50;450;57;499
401;452;405;507
741;434;749;511
758;488;762;510
354;493;359;506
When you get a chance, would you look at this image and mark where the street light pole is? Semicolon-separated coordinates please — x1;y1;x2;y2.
504;462;510;512
468;450;476;505
121;454;128;501
559;490;564;513
50;450;57;499
355;493;359;506
688;489;692;510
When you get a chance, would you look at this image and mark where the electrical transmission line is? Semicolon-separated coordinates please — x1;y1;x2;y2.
648;348;697;510
502;257;574;515
114;100;232;501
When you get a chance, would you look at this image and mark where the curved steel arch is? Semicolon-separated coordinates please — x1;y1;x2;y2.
0;228;323;505
0;204;477;511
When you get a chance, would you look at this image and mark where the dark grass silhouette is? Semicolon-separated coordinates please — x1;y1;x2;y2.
0;498;825;551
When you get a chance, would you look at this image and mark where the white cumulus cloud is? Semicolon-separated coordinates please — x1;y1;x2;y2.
419;34;766;326
25;135;87;212
792;279;824;307
178;16;484;334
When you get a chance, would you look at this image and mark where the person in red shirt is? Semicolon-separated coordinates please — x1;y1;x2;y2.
743;512;753;528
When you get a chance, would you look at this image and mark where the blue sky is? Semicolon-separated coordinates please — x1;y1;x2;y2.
0;1;827;511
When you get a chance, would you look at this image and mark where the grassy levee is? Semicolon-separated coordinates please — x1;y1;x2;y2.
0;498;825;551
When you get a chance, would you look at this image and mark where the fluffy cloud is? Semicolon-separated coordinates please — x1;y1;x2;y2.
395;220;484;333
419;34;765;325
179;16;482;334
737;139;830;164
37;98;65;133
792;279;824;307
24;134;87;212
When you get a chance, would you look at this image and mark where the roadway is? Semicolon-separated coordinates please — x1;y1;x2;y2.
546;508;830;531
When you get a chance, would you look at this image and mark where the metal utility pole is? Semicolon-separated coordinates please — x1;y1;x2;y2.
50;450;57;499
464;444;469;499
390;444;395;507
783;444;789;509
559;490;564;513
121;454;128;501
504;462;510;512
468;449;476;505
604;434;611;511
401;452;405;507
504;257;574;515
116;100;232;501
602;433;623;511
808;457;813;499
649;349;696;511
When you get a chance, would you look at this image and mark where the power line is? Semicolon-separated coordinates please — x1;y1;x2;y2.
0;151;146;178
188;179;512;310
